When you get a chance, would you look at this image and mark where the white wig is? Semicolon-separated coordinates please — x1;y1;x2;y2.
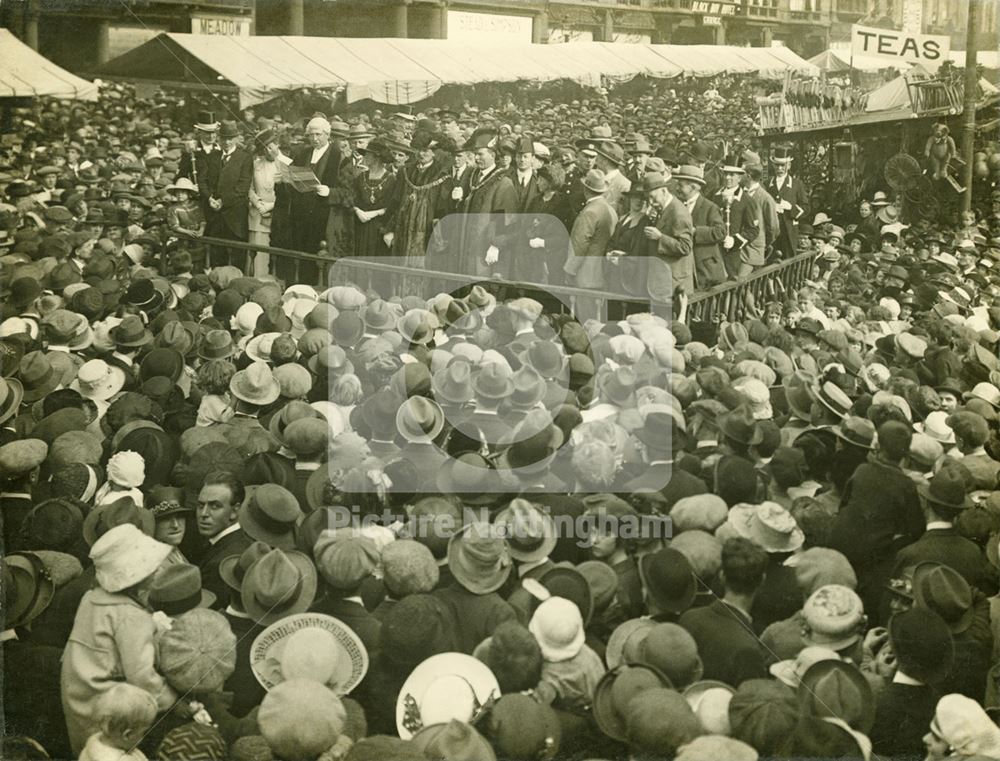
306;117;331;135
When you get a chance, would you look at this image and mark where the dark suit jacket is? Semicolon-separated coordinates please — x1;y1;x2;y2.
893;527;999;595
222;611;266;718
828;460;924;574
750;561;801;635
870;682;938;760
679;600;766;686
198;528;253;611
764;173;809;258
312;594;382;655
622;464;707;511
689;194;727;288
178;144;222;206
289;142;343;253
205;147;253;240
651;194;695;294
712;187;764;273
459;165;518;277
509;169;541;213
432;584;517;654
565;196;617;289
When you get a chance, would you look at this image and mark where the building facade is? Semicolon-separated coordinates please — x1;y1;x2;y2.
1;0;252;73
4;0;992;73
253;0;833;56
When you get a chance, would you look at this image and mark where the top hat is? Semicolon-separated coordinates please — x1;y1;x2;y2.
194;111;219;132
770;143;794;164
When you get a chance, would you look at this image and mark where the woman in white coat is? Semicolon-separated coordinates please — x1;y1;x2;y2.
60;524;175;754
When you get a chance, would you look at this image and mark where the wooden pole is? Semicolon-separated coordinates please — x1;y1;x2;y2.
961;0;980;213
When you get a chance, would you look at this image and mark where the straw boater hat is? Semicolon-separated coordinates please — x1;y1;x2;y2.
250;612;368;695
396;653;501;740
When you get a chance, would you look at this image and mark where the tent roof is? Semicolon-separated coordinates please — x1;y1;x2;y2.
0;29;97;101
95;34;818;108
807;50;851;72
866;71;999;113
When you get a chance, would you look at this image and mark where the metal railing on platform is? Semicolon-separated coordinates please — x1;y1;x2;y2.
178;233;816;326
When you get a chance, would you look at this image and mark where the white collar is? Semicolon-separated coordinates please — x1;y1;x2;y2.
685;193;700;205
926;520;953;531
224;605;251;619
515;327;535;336
208;522;241;546
343;595;364;605
604;167;621;180
295;461;321;472
1;492;31;499
893;670;925;686
0;629;17;642
648;459;673;466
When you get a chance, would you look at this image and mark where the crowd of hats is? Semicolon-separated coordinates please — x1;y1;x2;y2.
2;82;1000;761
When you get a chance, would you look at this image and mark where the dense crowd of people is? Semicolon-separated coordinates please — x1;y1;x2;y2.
2;73;1000;761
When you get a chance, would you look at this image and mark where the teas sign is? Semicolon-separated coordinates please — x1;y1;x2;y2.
191;13;251;36
850;23;949;65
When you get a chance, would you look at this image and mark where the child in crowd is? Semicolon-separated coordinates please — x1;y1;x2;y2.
195;360;236;426
79;683;158;761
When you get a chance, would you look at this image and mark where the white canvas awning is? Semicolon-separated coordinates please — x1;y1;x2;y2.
96;34;819;109
0;29;98;101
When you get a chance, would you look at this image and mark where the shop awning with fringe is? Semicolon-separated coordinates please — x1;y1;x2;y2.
96;33;818;109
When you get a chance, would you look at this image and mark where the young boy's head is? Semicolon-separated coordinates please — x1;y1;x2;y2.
96;683;157;750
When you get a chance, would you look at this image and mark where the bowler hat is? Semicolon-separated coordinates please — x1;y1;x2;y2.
593;663;673;742
917;469;970;511
638;547;695;614
642;172;670;193
889;606;954;684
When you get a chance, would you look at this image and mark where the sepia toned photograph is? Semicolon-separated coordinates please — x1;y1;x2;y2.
0;0;998;759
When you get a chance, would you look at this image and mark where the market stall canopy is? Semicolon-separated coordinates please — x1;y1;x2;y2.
95;34;818;109
0;29;98;101
807;50;852;73
866;69;999;113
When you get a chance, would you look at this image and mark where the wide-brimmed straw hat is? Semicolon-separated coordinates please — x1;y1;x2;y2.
396;652;501;740
250;612;368;695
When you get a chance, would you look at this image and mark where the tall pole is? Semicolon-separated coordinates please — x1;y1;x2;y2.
961;0;980;213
